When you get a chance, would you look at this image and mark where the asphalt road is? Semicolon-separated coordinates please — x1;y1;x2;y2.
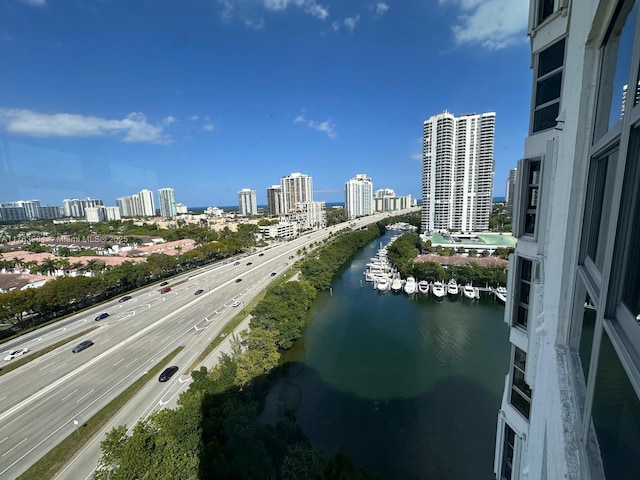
0;210;414;479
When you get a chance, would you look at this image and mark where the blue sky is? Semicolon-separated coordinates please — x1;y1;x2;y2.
0;0;530;208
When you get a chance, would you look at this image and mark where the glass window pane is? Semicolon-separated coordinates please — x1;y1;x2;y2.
514;347;527;371
511;389;531;418
536;72;563;107
537;0;555;25
621;130;640;319
520;282;531;304
521;259;532;281
516;305;529;329
538;39;566;77
579;301;596;383
594;2;638;139
533;102;560;132
591;330;640;479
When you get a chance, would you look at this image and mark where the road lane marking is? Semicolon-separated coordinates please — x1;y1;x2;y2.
1;437;28;458
124;357;138;369
50;363;68;373
0;437;8;444
76;389;95;404
113;358;125;366
60;389;78;402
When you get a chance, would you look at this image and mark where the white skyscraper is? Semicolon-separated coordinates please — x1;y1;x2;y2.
344;174;373;219
158;188;177;217
280;172;313;213
238;188;258;216
505;167;517;215
421;111;495;233
139;189;156;217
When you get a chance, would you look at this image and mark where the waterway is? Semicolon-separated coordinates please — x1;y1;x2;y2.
261;231;511;479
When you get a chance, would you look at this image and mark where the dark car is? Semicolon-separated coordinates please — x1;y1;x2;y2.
72;340;94;353
246;262;252;266
289;255;295;259
234;261;240;266
160;287;171;294
235;278;242;283
259;253;264;256
159;365;179;382
160;281;169;286
119;295;132;303
95;312;109;321
271;272;277;276
194;289;204;295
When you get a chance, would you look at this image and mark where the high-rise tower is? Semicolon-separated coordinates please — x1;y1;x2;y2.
344;174;373;219
139;189;156;217
238;188;257;216
421;111;495;233
158;188;177;217
280;172;313;213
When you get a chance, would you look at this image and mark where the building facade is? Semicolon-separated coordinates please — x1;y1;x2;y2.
421;111;495;233
139;189;156;217
494;2;640;480
505;167;517;215
286;200;325;231
238;188;258;216
266;185;285;217
158;188;177;218
372;189;413;213
280;172;313;213
344;174;373;219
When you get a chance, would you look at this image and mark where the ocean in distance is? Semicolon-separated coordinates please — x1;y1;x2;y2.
261;230;511;479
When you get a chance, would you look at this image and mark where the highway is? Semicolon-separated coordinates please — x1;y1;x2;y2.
0;210;413;479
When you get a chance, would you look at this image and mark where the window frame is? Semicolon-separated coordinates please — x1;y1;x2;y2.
531;37;566;134
513;157;544;240
510;346;533;419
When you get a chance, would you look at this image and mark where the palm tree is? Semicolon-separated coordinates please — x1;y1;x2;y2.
38;258;57;276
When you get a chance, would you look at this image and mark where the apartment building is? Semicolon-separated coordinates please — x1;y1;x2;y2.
344;174;373;219
238;188;258;216
266;185;285;217
158;187;177;218
421;111;495;233
280;172;313;213
494;1;640;479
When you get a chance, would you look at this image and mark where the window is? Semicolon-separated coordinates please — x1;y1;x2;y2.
514;158;542;239
593;1;638;141
532;39;565;133
510;346;532;419
537;0;555;26
500;423;516;480
514;257;533;331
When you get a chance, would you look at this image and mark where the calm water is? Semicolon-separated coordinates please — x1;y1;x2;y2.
261;232;510;479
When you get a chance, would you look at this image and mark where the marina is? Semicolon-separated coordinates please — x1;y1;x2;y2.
363;237;506;302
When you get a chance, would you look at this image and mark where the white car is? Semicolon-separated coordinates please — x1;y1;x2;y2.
232;301;240;307
4;347;29;361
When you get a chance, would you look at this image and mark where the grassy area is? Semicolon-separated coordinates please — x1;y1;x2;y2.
17;347;183;480
0;326;99;378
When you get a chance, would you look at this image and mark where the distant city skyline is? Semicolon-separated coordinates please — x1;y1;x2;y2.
0;2;527;208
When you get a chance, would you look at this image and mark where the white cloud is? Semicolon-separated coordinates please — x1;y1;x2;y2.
189;115;200;121
307;119;337;139
203;124;215;131
343;15;360;31
220;0;329;25
0;108;171;144
375;2;389;15
22;0;47;6
162;115;176;125
293;114;305;123
441;0;528;50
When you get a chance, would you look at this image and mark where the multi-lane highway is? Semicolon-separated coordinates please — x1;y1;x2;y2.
0;210;413;479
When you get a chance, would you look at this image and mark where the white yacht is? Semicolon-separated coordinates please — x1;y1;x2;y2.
418;280;429;294
391;276;403;293
495;286;507;304
463;284;477;300
432;281;446;298
376;278;390;291
447;279;459;296
404;276;417;295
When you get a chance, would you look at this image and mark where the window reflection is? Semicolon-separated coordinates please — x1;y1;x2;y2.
591;330;640;478
594;1;637;140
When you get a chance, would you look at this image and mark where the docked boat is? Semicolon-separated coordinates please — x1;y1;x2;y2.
432;281;446;298
495;286;507;304
391;276;403;293
418;280;429;294
463;284;477;300
376;278;390;291
404;276;417;295
447;279;459;296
